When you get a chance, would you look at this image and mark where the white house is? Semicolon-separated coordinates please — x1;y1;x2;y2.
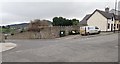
80;8;120;31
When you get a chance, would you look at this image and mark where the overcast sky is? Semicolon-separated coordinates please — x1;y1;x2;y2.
0;0;120;26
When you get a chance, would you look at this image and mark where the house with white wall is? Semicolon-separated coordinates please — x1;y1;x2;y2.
80;7;120;31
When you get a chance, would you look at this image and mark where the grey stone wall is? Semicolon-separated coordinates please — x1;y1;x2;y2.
0;33;5;42
8;26;80;39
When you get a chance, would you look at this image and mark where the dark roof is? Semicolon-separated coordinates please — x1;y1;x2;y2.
114;15;119;20
80;14;91;24
97;10;114;19
87;9;115;20
80;9;120;25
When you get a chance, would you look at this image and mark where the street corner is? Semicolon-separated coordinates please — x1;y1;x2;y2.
0;43;17;52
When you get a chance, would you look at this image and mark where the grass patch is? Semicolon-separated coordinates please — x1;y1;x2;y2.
0;28;15;34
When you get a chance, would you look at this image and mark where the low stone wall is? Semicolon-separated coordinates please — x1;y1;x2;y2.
8;32;36;39
8;26;80;39
0;33;5;42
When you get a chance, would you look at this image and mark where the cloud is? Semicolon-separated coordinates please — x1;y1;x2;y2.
0;0;119;2
0;2;115;26
118;1;120;11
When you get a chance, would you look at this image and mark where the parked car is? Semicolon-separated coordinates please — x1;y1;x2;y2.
80;26;101;36
69;30;79;35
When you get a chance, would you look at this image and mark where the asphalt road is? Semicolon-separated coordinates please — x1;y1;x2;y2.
2;33;119;62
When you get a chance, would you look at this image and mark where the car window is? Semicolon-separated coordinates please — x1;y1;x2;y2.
88;27;90;29
88;27;94;30
95;27;99;29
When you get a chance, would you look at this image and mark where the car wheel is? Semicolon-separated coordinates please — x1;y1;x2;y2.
98;31;101;34
87;32;90;35
81;34;84;36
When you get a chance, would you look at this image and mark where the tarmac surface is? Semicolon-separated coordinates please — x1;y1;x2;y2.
2;33;119;62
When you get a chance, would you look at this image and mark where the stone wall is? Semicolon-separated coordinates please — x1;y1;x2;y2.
0;33;5;42
8;26;80;39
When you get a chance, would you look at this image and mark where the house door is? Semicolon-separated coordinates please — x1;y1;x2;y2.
111;24;113;31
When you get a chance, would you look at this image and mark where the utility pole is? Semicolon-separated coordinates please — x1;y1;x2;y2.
114;0;117;33
118;1;120;33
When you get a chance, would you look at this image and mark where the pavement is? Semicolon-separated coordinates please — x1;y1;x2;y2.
56;32;115;40
0;43;17;52
2;32;118;62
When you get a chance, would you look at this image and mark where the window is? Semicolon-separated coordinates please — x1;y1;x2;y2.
114;24;116;27
88;27;90;30
113;24;116;29
88;27;94;29
112;17;114;21
108;23;110;29
114;24;116;28
117;24;119;28
95;27;99;29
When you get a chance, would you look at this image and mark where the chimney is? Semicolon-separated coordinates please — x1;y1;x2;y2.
105;7;109;13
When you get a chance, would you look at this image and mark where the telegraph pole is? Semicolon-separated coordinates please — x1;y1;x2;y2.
114;0;117;33
119;1;120;33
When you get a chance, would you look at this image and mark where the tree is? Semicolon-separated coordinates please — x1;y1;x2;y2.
53;17;66;26
71;19;79;25
52;17;79;26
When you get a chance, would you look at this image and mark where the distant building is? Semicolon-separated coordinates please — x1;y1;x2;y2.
80;8;120;31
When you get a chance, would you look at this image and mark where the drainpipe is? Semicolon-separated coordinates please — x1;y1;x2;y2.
106;19;108;32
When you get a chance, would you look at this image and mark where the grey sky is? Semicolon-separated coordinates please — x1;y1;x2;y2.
0;0;120;26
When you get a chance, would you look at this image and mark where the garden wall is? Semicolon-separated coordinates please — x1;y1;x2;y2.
8;26;80;39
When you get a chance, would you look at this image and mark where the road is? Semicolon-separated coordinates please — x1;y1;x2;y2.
2;33;119;62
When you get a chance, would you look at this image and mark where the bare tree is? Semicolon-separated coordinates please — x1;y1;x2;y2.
28;19;50;32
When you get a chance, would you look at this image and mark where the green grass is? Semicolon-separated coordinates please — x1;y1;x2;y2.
0;28;15;33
